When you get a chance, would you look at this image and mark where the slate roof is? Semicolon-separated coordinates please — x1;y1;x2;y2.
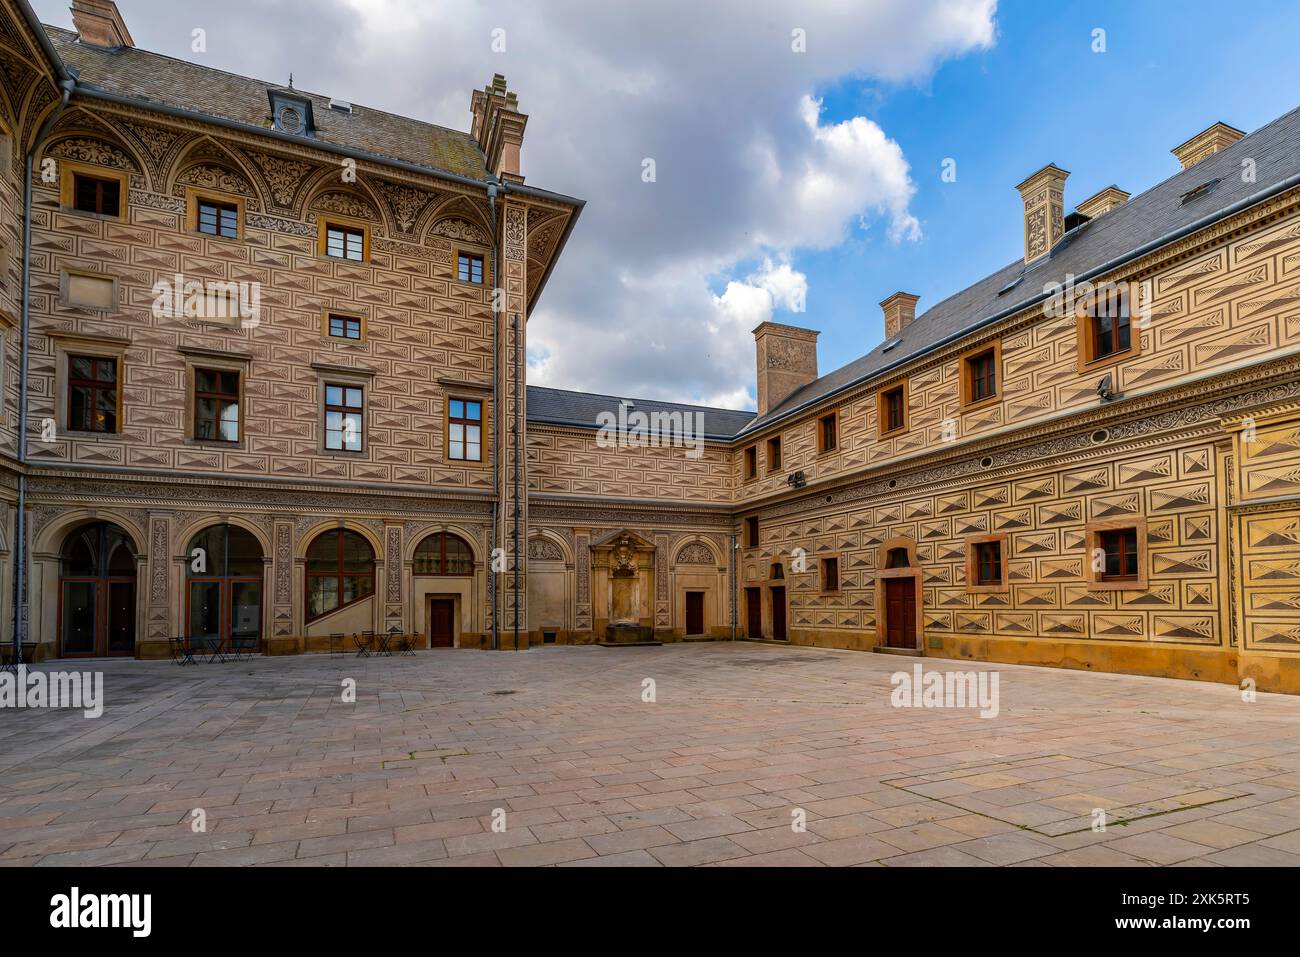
739;104;1300;435
527;386;756;440
44;25;490;180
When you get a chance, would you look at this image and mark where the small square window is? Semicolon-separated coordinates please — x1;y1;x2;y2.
447;397;483;462
327;314;362;340
879;384;907;436
963;346;999;407
67;354;119;433
324;222;365;261
193;368;240;442
458;252;484;284
72;172;122;217
196;199;239;238
1077;283;1140;370
1086;521;1148;591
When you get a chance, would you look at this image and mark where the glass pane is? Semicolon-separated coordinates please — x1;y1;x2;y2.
187;524;226;577
325;385;343;406
343;413;362;450
341;531;373;572
343;574;373;603
69;385;90;431
467;426;480;445
308;576;338;617
443;536;472;574
61;528;98;576
413;537;439;575
345;388;363;408
189;581;221;643
449;441;464;460
466;442;480;461
226;526;263;576
70;356;94;379
61;581;97;654
107;581;135;653
219;401;239;442
450;423;463;442
466;401;481;421
306;531;338;571
450;400;463;419
231;581;261;641
105;526;136;575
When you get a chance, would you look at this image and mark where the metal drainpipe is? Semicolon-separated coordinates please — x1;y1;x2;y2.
512;311;521;652
487;182;499;652
730;534;738;642
14;80;74;664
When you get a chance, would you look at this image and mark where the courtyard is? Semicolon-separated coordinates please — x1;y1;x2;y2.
1;643;1299;867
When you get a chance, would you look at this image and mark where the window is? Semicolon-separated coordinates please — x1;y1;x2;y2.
324;383;364;451
413;532;474;575
447;397;482;461
820;557;840;593
818;412;838;454
458;252;484;284
766;436;782;473
961;342;1000;408
744;517;759;548
323;221;365;261
1086;521;1147;591
879;383;907;436
196;198;238;238
305;529;374;621
67;354;118;433
885;547;911;569
327;313;362;340
193;368;240;442
71;171;122;216
743;446;757;481
1078;283;1139;370
1099;529;1138;580
966;535;1007;592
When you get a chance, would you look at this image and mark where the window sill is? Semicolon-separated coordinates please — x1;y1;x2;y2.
1086;577;1146;592
60;206;124;223
1078;347;1139;375
960;395;1001;414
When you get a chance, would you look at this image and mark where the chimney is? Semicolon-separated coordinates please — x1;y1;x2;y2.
880;291;919;340
71;0;134;49
1015;163;1069;264
752;321;819;417
470;74;529;184
1172;121;1245;171
1075;185;1130;220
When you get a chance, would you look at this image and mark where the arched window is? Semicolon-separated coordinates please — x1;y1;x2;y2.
186;524;263;651
770;562;784;580
306;529;375;621
886;547;912;569
413;532;473;575
59;522;136;657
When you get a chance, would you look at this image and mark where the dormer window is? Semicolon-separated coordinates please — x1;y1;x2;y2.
268;90;316;137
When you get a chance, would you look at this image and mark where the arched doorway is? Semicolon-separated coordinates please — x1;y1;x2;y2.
876;539;921;651
59;522;137;658
186;524;264;653
413;531;472;647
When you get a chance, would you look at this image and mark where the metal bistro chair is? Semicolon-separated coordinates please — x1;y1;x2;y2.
230;634;258;662
169;636;196;666
203;636;230;664
353;632;371;658
329;633;346;659
396;632;417;657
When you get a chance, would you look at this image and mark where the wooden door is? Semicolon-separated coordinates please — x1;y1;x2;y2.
746;588;761;639
685;592;704;635
884;577;917;649
428;598;455;647
770;587;787;641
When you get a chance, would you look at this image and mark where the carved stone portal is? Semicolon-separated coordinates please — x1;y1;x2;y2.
590;530;658;643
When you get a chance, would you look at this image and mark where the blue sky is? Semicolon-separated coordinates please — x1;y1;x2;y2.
789;0;1300;382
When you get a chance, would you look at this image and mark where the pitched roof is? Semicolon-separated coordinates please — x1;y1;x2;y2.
44;25;489;180
526;386;756;440
740;104;1300;435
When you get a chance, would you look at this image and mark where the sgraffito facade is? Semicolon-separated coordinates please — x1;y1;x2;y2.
3;1;1300;693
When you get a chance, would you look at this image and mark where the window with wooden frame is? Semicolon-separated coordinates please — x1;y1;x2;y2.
744;516;759;548
446;397;483;462
323;383;364;452
743;445;758;481
965;534;1008;592
820;556;840;593
766;435;783;473
324;311;364;341
61;162;128;218
1085;520;1148;591
318;217;369;262
960;340;1001;410
413;532;474;575
457;251;485;285
304;529;375;621
189;189;243;240
67;353;120;434
1076;282;1140;371
878;382;908;437
818;410;839;454
193;367;241;443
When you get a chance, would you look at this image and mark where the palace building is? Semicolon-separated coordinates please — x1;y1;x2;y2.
2;0;1300;693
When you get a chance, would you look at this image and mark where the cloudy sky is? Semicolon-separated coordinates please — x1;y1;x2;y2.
32;0;1300;409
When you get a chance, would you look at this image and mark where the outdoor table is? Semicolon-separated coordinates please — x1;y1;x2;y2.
375;632;393;656
353;633;371;658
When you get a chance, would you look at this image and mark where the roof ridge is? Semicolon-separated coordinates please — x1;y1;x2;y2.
527;383;753;416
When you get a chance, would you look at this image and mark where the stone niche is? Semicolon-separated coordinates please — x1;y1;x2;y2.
590;530;656;641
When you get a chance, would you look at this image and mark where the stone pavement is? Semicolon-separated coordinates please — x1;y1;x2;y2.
1;643;1299;866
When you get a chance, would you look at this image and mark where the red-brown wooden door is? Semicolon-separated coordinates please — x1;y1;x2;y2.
884;578;917;649
745;588;762;639
770;587;787;641
428;598;455;647
685;591;704;635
